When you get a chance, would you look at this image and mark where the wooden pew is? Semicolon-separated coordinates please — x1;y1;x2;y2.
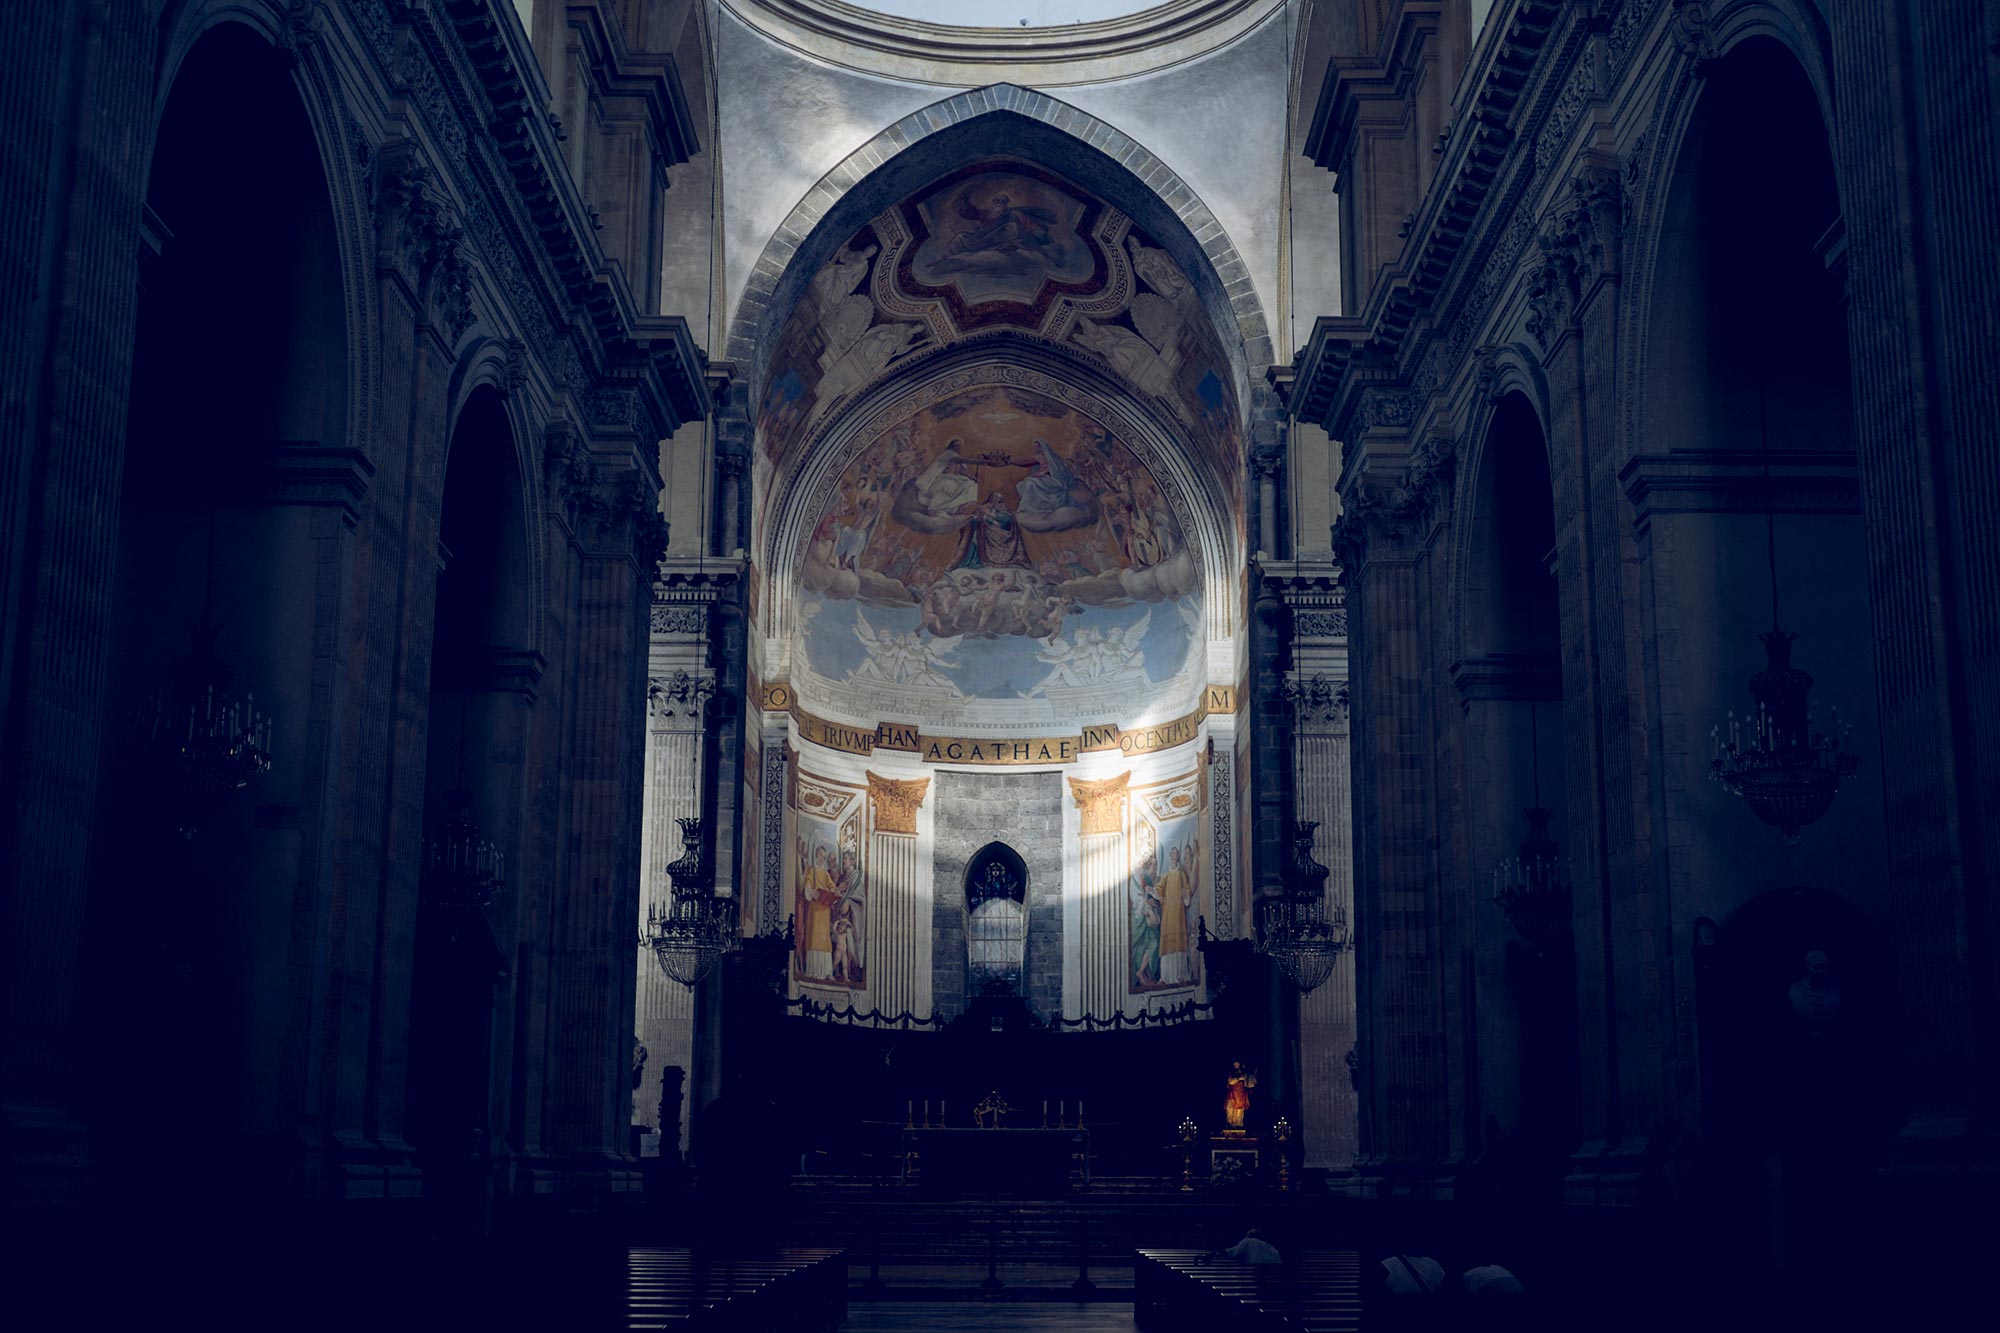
1135;1247;1362;1332
625;1246;846;1331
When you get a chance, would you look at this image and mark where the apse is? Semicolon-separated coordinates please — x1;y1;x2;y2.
742;152;1250;1028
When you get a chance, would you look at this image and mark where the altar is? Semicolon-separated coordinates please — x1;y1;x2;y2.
900;1128;1089;1194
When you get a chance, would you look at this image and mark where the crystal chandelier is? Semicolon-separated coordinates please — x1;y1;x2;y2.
137;617;273;837
1259;821;1350;994
642;817;736;988
1708;392;1861;844
1710;630;1860;843
1493;807;1572;952
1492;700;1571;952
422;787;505;909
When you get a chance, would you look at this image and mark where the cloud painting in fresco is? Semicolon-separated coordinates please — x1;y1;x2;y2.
797;386;1202;713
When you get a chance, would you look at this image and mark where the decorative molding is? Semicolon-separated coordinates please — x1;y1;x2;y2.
866;772;930;836
1138;773;1203;822
1209;750;1235;938
761;745;789;926
1068;771;1131;836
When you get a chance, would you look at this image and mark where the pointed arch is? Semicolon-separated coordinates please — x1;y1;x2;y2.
723;83;1274;411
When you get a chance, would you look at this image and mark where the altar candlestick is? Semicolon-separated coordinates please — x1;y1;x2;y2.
1042;1100;1048;1127
1059;1100;1066;1127
923;1099;930;1128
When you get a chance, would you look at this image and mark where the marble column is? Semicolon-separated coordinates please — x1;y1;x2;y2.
866;773;933;1021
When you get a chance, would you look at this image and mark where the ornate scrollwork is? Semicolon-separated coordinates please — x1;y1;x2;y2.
651;604;707;636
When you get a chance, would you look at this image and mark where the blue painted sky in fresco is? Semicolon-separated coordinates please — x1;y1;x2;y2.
803;596;1193;701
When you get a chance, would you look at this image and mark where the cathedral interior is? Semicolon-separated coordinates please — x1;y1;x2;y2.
4;1;1996;1327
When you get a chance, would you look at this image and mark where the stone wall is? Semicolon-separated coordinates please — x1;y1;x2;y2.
930;770;1066;1021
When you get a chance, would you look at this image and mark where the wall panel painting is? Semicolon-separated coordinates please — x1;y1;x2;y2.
791;771;866;989
1130;772;1204;994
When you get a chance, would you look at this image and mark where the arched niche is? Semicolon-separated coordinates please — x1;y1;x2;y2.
964;842;1029;996
407;383;537;1213
87;20;349;1152
1636;34;1887;922
1456;389;1577;1165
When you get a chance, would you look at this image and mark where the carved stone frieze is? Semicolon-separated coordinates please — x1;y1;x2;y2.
1293;608;1349;640
866;773;930;836
651;605;707;636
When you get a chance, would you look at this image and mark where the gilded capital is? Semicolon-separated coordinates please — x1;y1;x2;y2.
867;772;930;836
1068;771;1131;836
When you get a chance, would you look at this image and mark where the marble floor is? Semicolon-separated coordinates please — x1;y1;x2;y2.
841;1302;1136;1331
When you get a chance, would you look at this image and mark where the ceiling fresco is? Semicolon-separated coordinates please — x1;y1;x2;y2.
793;384;1203;730
755;158;1245;533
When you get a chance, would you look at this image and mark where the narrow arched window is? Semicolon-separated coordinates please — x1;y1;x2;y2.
965;843;1028;995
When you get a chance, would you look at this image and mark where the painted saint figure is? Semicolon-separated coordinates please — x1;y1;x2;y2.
1224;1062;1257;1133
797;840;839;981
1155;843;1197;985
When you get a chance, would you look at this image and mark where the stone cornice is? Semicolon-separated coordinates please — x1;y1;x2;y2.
1450;651;1560;706
1620;450;1863;532
1259;558;1348;642
1294;0;1566;437
430;0;711;432
1303;1;1446;178
563;2;700;167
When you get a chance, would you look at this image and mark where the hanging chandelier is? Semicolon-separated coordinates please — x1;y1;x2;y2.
1710;629;1860;843
1708;391;1860;844
1491;700;1572;952
137;617;274;837
1492;807;1572;952
421;787;505;909
642;817;736;988
1259;821;1350;994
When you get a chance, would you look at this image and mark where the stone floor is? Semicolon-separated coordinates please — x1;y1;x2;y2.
841;1302;1136;1331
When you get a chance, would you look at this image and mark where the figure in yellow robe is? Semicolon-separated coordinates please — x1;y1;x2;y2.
799;843;837;981
1155;844;1196;985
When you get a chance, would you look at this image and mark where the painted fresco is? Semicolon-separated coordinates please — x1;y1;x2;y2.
1130;776;1204;993
909;170;1096;305
755;160;1244;533
791;773;865;989
796;385;1202;718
